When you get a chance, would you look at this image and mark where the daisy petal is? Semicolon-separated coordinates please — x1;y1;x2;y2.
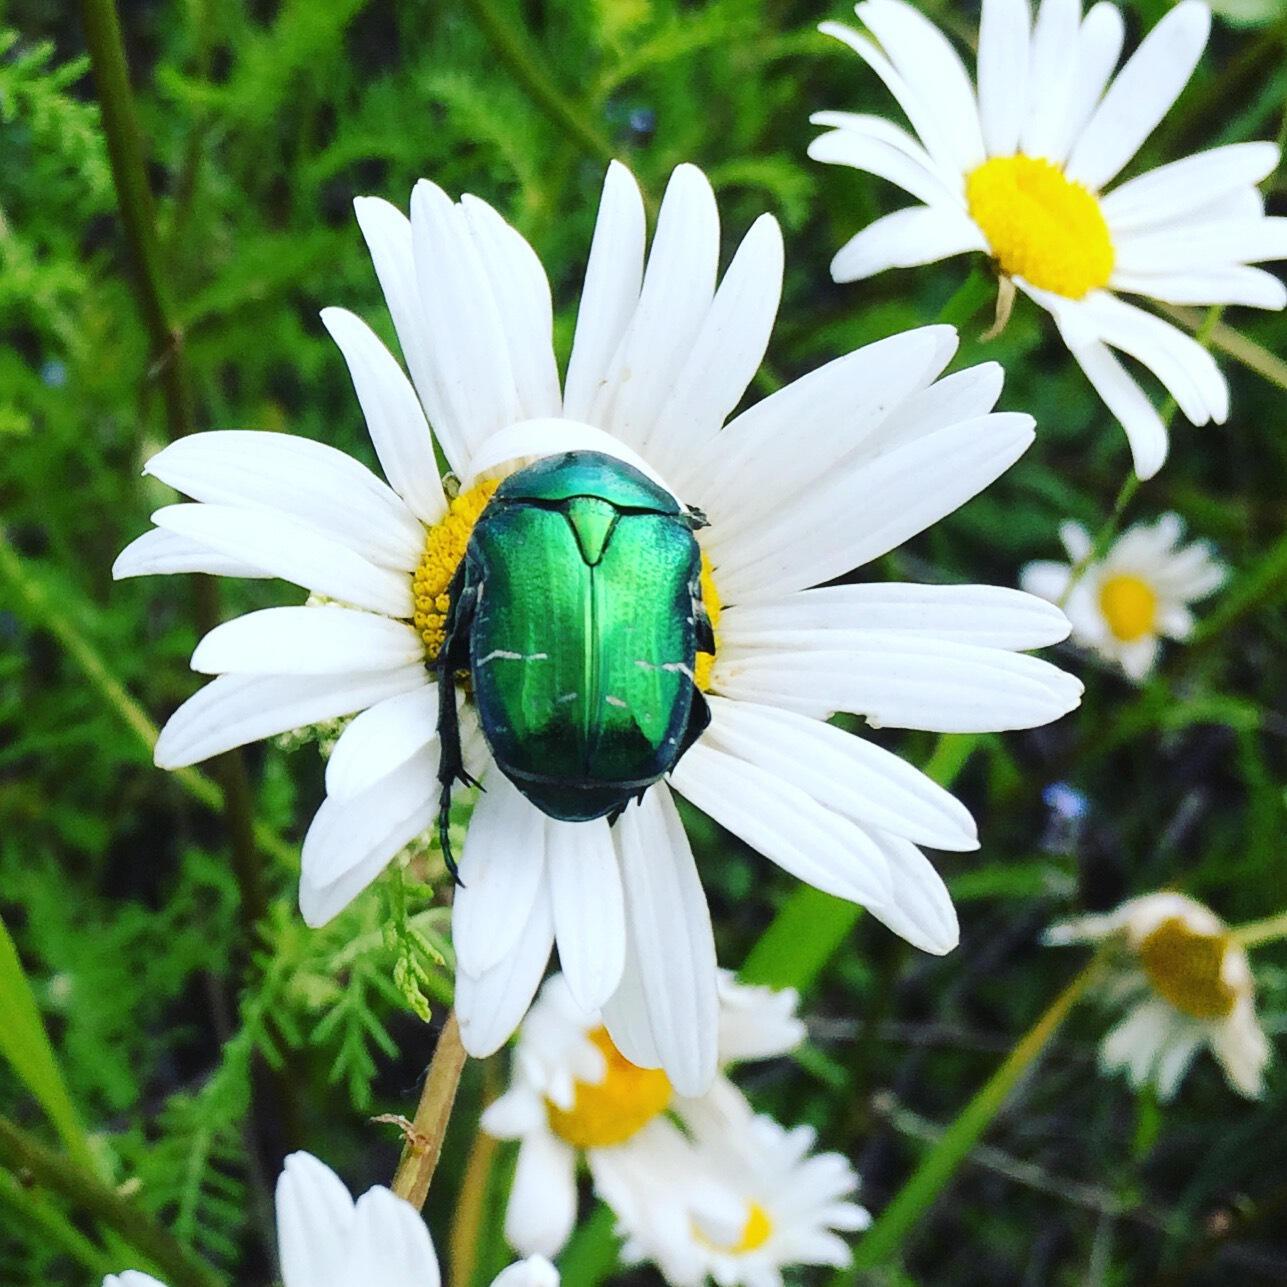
152;503;413;618
143;431;423;571
564;161;646;424
190;606;424;676
491;1257;560;1287
613;784;719;1097
325;685;439;801
600;917;662;1070
547;816;626;1012
1056;2;1126;160
1066;0;1210;191
829;205;986;283
452;771;548;977
1114;216;1287;274
298;749;438;924
320;307;446;526
870;362;1005;450
1064;336;1168;478
456;885;555;1059
1020;0;1081;161
670;741;894;907
276;1153;356;1287
863;831;959;954
503;1131;578;1259
345;1189;438;1287
711;636;1083;732
153;667;426;769
703;696;978;850
113;527;272;581
978;0;1030;156
1110;265;1287;309
808;128;961;209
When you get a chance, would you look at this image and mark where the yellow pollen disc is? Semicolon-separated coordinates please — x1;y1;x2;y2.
1098;573;1159;643
965;155;1114;299
545;1027;672;1149
695;554;722;692
1137;917;1237;1021
694;1202;774;1255
412;480;499;661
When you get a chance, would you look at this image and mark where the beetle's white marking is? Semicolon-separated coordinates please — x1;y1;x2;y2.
557;692;579;704
478;649;550;665
633;659;695;681
605;695;627;708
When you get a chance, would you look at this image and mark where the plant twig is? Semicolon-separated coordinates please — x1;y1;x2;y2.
449;1060;502;1287
389;1012;469;1211
1232;909;1287;949
0;1117;223;1287
0;1167;116;1279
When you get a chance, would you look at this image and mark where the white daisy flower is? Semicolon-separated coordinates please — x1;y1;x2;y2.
1047;892;1271;1099
116;159;1081;1095
810;0;1287;478
104;1150;557;1287
1021;512;1225;680
480;971;805;1258
595;1078;870;1287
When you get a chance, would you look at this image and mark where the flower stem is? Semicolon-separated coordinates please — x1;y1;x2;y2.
0;1116;223;1287
838;953;1105;1275
391;1012;469;1210
0;1168;116;1280
1231;910;1287;949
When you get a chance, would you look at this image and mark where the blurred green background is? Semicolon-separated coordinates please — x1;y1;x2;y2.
1;0;1285;1282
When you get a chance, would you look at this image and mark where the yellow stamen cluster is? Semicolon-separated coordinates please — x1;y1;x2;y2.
545;1026;673;1149
1098;573;1159;643
724;1203;774;1254
1137;916;1237;1020
695;554;722;692
412;480;499;661
966;154;1115;299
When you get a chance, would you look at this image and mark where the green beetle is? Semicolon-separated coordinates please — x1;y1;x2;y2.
434;450;714;874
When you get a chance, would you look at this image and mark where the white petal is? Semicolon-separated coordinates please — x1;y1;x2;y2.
103;1275;169;1287
143;430;423;572
854;0;986;171
1115;216;1287;274
1055;3;1126;161
276;1152;356;1287
1065;1;1210;190
353;195;466;474
1019;559;1072;604
547;816;626;1012
592;165;719;454
154;667;426;768
491;1257;560;1287
808;128;961;209
862;831;959;954
687;326;954;529
810;110;965;193
670;741;894;907
412;180;524;455
344;1188;439;1287
113;527;273;581
320;307;446;526
721;582;1072;650
152;503;413;618
641;214;784;479
298;749;438;923
1065;335;1169;478
456;884;555;1058
452;771;548;977
503;1131;578;1259
460;195;562;422
710;413;1034;602
1102;142;1279;234
190;606;424;676
563;161;646;424
613;785;719;1097
711;636;1083;732
829;205;986;283
600;916;662;1071
325;685;439;801
978;0;1030;156
1020;0;1081;161
870;362;1005;452
703;696;978;850
1110;265;1286;310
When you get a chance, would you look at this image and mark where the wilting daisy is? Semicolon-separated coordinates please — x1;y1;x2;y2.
810;0;1287;478
596;1079;870;1286
117;159;1081;1094
1047;892;1270;1098
481;970;805;1257
1021;513;1225;680
103;1151;556;1287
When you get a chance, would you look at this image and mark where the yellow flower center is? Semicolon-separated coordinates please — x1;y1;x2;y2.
1137;916;1237;1020
695;554;721;692
1098;573;1159;643
412;480;499;661
965;155;1114;299
545;1027;673;1148
695;1202;774;1255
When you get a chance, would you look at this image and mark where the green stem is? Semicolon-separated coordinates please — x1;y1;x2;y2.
0;1167;116;1279
0;1117;223;1287
839;954;1104;1275
1232;910;1287;949
935;263;995;331
461;0;617;167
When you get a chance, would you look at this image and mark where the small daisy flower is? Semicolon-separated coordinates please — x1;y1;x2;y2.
1047;892;1271;1099
810;0;1287;478
1021;512;1225;680
104;1151;557;1287
117;160;1081;1094
481;971;805;1257
596;1079;870;1287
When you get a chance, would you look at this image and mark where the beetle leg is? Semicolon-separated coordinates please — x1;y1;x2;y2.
675;685;712;763
435;562;481;886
